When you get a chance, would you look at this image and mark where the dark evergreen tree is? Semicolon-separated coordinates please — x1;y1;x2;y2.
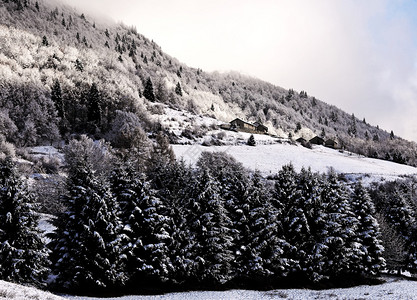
236;171;291;283
348;113;357;137
350;182;385;274
111;162;173;287
42;35;48;46
196;152;249;274
287;168;326;282
143;77;155;102
147;159;194;285
87;82;101;125
187;167;234;286
48;140;126;293
272;164;299;270
385;187;416;240
175;82;182;96
0;158;50;287
247;134;256;146
319;172;362;278
74;58;83;72
51;79;64;119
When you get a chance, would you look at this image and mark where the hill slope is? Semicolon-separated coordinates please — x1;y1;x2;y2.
0;0;416;166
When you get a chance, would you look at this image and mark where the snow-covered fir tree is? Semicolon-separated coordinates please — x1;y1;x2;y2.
111;161;174;287
196;152;249;275
48;140;126;293
385;187;416;240
187;167;234;286
276;167;322;281
350;182;385;275
147;159;195;285
0;157;50;287
236;171;291;283
319;172;362;278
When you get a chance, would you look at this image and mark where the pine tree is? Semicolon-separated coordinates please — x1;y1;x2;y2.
0;158;50;287
319;172;362;278
348;113;357;137
272;164;299;271
87;83;101;125
350;182;385;275
111;162;173;287
247;134;256;146
48;141;126;293
196;152;249;275
286;168;324;281
148;159;194;284
42;35;48;46
175;82;182;96
187;167;234;286
51;79;64;119
237;171;291;282
385;187;416;240
143;77;155;102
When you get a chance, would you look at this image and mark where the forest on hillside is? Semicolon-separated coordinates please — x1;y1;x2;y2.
0;0;416;167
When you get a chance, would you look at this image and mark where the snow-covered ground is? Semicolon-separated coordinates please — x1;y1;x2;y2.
2;276;417;300
62;277;417;300
0;280;64;300
173;142;417;182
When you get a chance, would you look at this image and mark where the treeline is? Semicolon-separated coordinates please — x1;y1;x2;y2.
1;135;416;295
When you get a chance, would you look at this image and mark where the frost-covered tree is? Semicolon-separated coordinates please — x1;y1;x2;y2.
187;167;234;286
147;159;194;285
148;132;175;171
196;152;249;268
319;172;362;278
236;171;291;282
0;158;50;287
350;182;385;274
111;162;173;287
48;139;126;293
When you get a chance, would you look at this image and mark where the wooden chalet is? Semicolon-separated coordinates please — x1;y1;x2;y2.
296;137;307;144
230;118;256;131
253;121;268;133
325;139;338;149
309;136;325;145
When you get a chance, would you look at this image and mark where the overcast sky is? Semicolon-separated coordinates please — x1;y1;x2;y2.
65;0;417;142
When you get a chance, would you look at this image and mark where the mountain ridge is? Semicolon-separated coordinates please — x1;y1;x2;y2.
0;0;416;166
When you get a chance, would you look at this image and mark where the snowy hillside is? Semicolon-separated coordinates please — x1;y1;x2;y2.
0;280;64;300
173;140;417;181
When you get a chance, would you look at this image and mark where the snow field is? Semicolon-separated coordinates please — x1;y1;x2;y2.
173;143;417;180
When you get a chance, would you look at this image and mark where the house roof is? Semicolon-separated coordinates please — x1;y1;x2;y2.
325;139;338;144
309;136;325;144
